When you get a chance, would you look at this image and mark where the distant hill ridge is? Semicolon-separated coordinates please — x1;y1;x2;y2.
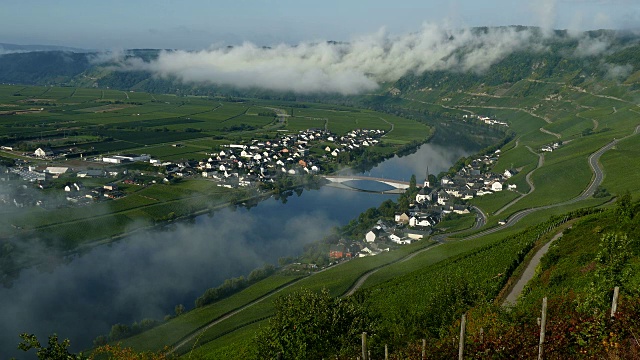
0;42;91;53
1;27;640;99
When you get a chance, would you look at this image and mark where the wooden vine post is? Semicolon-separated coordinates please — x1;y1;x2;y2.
459;313;466;360
362;332;368;360
611;286;620;318
538;297;548;360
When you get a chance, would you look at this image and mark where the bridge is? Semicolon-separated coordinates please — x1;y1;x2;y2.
323;175;420;193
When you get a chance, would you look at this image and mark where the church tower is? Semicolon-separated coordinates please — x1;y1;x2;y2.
423;167;430;188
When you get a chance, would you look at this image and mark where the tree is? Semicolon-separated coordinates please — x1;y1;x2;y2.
18;333;173;360
581;232;633;316
108;323;131;341
254;289;374;359
398;194;410;214
409;174;417;192
615;191;633;222
90;344;173;360
428;174;438;187
174;304;185;316
18;333;86;360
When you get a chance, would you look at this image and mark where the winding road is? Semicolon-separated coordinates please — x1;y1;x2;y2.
502;231;564;306
379;117;394;136
494;146;544;216
460;124;640;241
539;127;561;139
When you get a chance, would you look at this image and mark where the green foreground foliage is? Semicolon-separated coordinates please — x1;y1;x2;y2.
17;333;171;360
253;289;374;359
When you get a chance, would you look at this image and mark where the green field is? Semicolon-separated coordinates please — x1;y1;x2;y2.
0;85;432;163
600;134;640;197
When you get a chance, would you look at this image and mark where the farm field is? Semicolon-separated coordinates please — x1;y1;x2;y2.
0;85;431;162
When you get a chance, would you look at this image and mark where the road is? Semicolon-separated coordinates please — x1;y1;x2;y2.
502;232;564;306
445;124;640;241
167;263;339;355
170;202;489;353
344;205;487;296
539;127;561;139
379;117;394;136
344;242;444;297
495;146;544;216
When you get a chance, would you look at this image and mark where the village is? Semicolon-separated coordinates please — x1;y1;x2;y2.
0;128;386;208
328;146;523;260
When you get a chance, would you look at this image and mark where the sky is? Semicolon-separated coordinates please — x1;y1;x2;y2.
1;0;639;50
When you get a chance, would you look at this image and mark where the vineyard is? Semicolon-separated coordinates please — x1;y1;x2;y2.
362;213;580;342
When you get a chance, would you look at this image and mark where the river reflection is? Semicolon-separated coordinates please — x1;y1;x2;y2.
0;140;473;356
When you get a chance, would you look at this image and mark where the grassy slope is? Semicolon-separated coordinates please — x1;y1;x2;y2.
162;241;437;355
117;274;301;352
516;204;640;310
600;134;640;198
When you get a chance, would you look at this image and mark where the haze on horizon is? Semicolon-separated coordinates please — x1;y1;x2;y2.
1;0;639;50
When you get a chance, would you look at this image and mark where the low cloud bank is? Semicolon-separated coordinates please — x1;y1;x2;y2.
98;23;633;95
104;24;544;95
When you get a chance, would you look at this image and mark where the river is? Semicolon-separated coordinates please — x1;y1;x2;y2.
0;138;474;357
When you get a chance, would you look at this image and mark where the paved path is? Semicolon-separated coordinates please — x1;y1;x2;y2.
460;105;552;124
344;242;443;297
502;232;563;306
539;127;561;139
379;117;394;136
167;264;337;355
494;146;544;216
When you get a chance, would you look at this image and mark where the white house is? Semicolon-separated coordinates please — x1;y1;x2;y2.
491;181;503;192
453;205;470;215
406;229;426;240
503;169;518;178
34;148;53;157
437;190;450;205
365;228;383;243
389;234;402;243
45;167;70;175
415;187;432;204
395;212;410;224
